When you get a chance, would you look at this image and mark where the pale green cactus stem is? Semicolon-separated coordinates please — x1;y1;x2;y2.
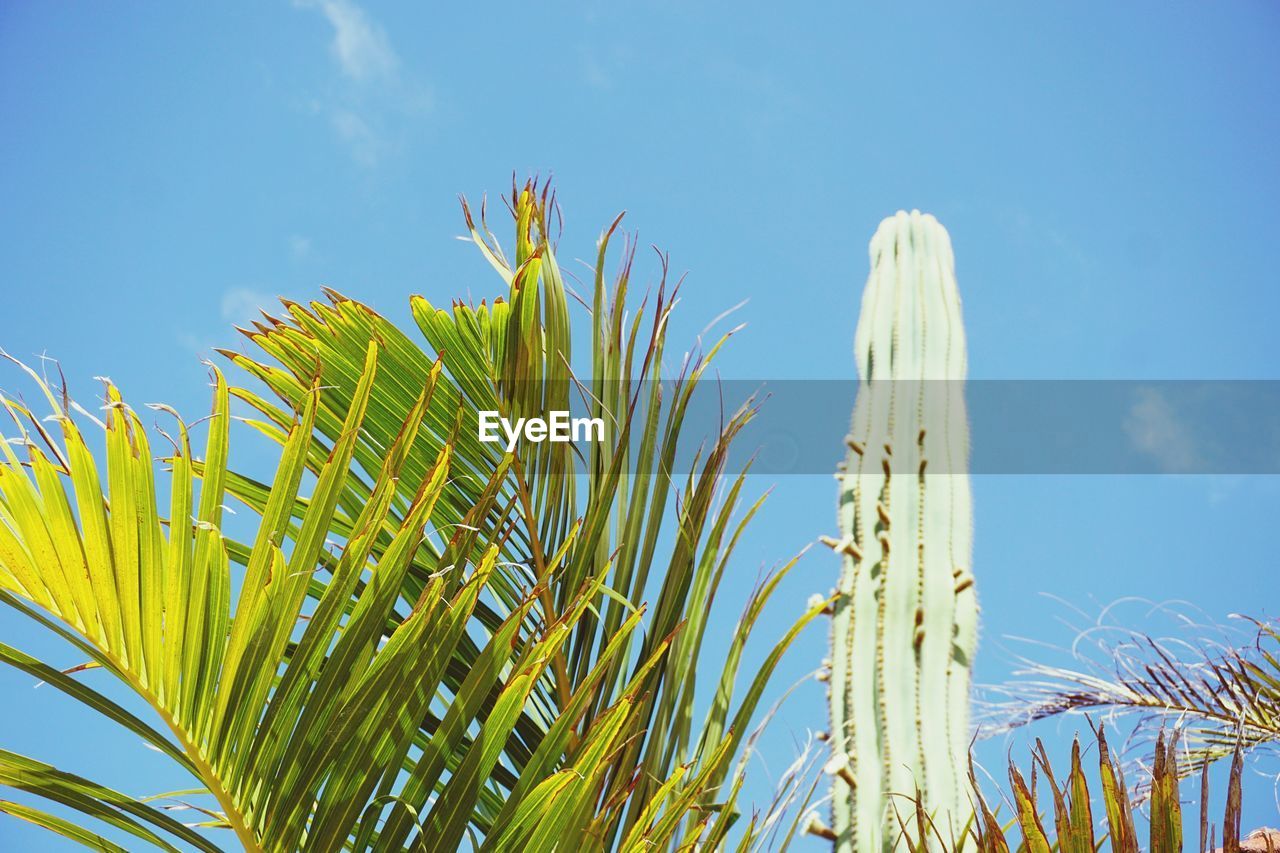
823;210;977;851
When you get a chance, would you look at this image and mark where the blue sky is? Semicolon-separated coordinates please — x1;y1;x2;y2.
2;2;1278;848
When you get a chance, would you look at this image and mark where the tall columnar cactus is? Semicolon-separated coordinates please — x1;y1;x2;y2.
822;211;977;851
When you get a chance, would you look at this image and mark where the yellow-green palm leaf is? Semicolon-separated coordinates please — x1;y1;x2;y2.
0;182;823;851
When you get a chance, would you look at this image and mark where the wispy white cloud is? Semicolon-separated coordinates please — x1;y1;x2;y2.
579;42;636;92
1124;386;1203;473
581;50;612;91
176;287;280;357
298;0;398;81
328;108;383;167
294;0;430;168
288;235;312;259
220;288;278;325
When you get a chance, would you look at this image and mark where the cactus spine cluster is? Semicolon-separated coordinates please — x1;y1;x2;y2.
825;211;977;850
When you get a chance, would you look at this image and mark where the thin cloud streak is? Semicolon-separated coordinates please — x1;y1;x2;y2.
294;0;430;168
329;108;382;167
297;0;398;81
1124;385;1204;474
220;287;278;325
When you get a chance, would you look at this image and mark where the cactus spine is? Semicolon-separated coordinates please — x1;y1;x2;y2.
826;211;977;851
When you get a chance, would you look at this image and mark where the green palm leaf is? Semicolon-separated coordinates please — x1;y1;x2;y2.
0;181;819;850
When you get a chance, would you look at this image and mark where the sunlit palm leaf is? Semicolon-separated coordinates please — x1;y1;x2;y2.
215;181;824;847
0;360;722;850
0;181;820;850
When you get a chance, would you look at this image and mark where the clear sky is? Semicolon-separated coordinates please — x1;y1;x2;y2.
2;2;1278;848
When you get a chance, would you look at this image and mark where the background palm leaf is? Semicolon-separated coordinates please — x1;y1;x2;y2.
989;615;1280;790
967;726;1247;853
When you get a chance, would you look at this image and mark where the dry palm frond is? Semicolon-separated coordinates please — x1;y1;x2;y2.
988;608;1280;788
965;725;1246;853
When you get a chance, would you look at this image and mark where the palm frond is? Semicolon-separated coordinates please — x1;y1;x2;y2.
213;180;824;848
990;614;1280;787
966;725;1246;853
0;181;819;850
